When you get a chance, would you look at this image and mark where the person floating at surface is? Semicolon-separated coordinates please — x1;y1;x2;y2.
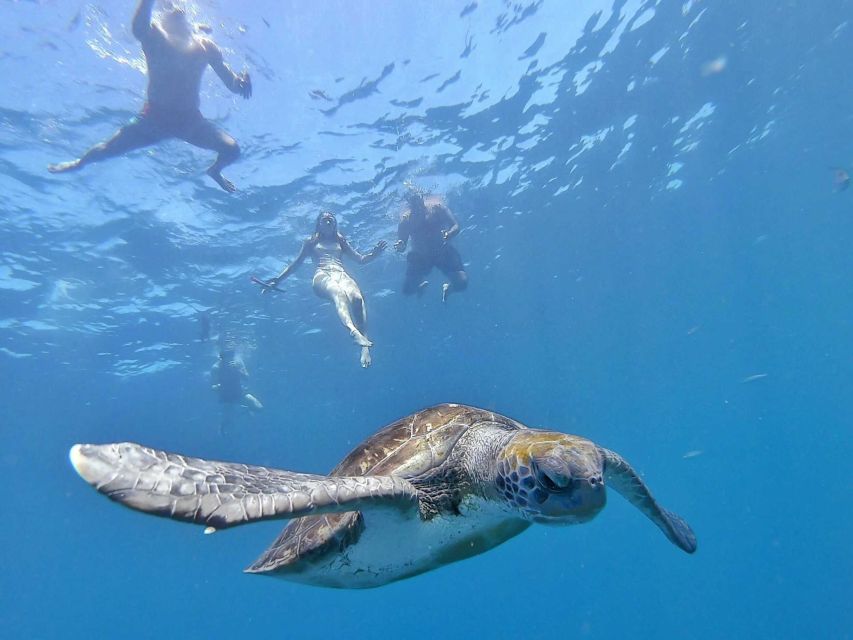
261;211;386;369
211;343;262;433
48;0;252;192
395;190;468;302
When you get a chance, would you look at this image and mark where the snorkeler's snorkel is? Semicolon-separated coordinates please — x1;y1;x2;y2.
160;2;212;36
402;180;430;211
316;211;338;237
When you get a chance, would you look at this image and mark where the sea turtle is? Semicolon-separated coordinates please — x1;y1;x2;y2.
70;403;696;588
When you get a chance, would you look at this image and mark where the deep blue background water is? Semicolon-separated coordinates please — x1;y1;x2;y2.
1;1;851;638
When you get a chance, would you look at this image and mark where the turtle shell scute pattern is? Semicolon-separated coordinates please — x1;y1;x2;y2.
250;404;525;572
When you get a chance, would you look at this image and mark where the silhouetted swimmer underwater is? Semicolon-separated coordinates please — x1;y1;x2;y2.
210;340;262;434
831;167;850;192
48;0;252;192
257;211;386;368
395;189;468;302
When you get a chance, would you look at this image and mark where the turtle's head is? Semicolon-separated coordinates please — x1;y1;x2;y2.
497;431;606;525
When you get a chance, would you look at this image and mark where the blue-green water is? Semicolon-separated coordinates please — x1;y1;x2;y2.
1;1;851;638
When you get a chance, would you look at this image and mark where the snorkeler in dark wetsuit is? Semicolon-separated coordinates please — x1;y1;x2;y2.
211;345;262;432
395;191;468;302
48;0;252;192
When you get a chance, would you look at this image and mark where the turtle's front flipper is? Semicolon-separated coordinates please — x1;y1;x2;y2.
599;447;697;554
70;443;418;530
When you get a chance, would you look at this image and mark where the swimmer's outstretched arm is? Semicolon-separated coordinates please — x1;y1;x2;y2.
264;240;311;290
340;235;387;265
131;0;156;41
204;40;252;99
394;213;410;252
440;204;460;241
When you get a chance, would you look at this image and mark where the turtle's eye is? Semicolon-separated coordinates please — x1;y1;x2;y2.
537;465;572;493
540;474;560;491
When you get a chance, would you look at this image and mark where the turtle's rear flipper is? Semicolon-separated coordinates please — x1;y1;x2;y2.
599;447;697;554
70;443;418;530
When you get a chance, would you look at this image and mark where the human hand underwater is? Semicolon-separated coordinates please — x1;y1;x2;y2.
251;275;281;295
236;72;252;99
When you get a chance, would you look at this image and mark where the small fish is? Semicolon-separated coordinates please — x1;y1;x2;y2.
460;2;478;18
832;167;850;191
67;9;82;32
682;450;703;459
204;526;216;535
309;89;333;102
741;373;768;383
262;17;271;28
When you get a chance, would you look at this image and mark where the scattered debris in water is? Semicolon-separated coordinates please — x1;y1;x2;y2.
701;56;727;76
831;167;850;192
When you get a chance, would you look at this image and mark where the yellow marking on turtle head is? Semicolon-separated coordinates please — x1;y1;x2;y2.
500;430;591;461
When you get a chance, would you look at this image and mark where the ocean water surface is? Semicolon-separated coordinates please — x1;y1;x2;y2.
1;1;851;638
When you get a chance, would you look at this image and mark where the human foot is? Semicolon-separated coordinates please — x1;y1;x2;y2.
350;329;373;348
207;167;237;192
48;159;82;173
360;346;372;368
441;282;451;303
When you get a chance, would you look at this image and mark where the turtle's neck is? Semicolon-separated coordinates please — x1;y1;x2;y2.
457;423;519;499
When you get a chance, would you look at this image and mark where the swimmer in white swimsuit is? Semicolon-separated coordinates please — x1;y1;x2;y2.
263;211;386;368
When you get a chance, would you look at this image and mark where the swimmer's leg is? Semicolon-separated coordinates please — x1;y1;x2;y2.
342;277;371;344
332;294;372;347
351;290;367;334
335;292;373;367
49;119;162;173
244;393;263;411
402;252;432;297
402;276;429;296
181;118;240;193
219;404;235;436
442;271;468;302
437;246;468;302
349;287;373;368
314;270;372;348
